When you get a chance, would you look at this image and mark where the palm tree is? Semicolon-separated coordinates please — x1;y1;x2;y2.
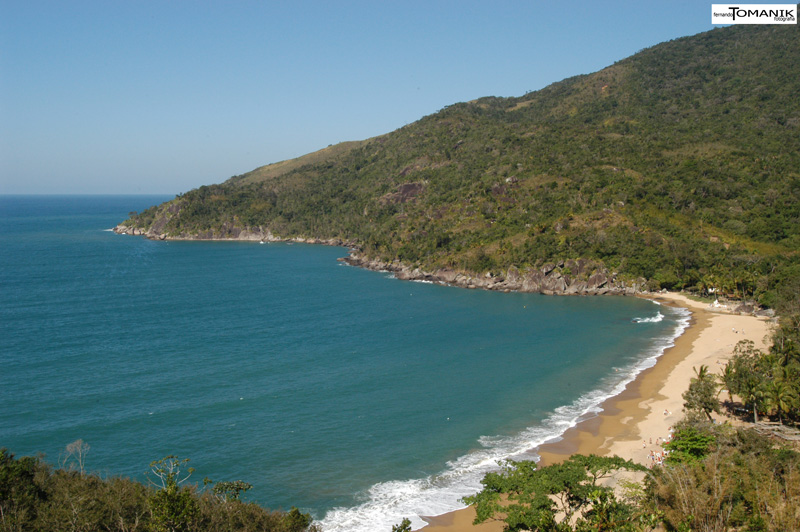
684;365;721;422
694;365;716;386
742;380;763;423
763;381;798;424
697;275;714;298
772;333;800;368
773;364;792;384
719;364;736;402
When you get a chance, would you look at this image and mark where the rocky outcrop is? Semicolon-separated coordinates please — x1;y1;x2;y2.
378;182;425;205
113;223;354;248
341;254;646;296
115;220;643;297
113;224;168;239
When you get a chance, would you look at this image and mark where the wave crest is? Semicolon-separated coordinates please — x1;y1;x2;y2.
633;312;664;323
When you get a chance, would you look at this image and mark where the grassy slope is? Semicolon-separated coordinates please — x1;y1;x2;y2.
228;141;368;186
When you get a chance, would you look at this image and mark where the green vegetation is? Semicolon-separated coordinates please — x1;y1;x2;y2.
0;449;319;532
462;455;653;531
682;365;721;422
649;419;800;532
390;518;412;532
721;324;800;424
123;22;800;309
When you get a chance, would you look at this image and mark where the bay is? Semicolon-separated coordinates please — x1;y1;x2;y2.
0;195;688;531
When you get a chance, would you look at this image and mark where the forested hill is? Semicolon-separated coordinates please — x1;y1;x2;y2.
120;22;800;308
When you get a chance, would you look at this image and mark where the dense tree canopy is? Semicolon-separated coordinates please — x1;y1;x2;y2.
722;324;800;424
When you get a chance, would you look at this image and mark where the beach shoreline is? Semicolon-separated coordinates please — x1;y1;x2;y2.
418;292;774;532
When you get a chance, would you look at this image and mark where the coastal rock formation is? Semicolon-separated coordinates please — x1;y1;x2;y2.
112;223;353;248
115;218;644;296
340;254;645;296
113;224;166;239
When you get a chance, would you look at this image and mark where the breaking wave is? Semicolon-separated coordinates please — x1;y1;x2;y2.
633;312;664;323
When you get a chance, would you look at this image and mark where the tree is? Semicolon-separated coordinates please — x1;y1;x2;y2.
61;439;90;476
0;448;46;530
576;489;659;532
663;426;716;464
1;449;322;532
762;380;798;423
148;456;194;491
148;456;198;532
391;517;412;532
682;365;720;421
204;477;253;502
283;506;314;532
742;380;765;423
462;455;649;531
724;341;767;422
718;363;736;402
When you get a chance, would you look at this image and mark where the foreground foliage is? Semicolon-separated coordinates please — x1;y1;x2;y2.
462;454;652;531
649;419;800;532
0;450;318;532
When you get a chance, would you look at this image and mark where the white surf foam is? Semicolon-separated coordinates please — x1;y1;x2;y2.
633;311;664;323
318;304;691;532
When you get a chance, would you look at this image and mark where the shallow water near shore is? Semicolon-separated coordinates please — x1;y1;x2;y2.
0;195;688;531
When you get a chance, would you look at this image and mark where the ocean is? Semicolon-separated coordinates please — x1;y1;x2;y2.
0;195;689;531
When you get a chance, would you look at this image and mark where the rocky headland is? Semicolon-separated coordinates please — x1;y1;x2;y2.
113;223;644;297
113;223;352;247
342;254;645;296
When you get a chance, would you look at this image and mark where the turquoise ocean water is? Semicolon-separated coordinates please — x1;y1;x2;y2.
0;195;689;531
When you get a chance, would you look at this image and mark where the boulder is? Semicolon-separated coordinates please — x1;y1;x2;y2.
586;272;608;290
435;269;459;283
541;262;556;275
542;272;567;293
522;270;545;292
566;281;588;295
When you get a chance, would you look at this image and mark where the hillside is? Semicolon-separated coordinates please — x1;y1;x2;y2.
118;23;800;307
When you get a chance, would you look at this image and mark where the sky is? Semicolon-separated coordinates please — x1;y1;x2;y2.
1;1;725;195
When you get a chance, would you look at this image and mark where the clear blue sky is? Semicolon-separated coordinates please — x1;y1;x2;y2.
2;1;722;194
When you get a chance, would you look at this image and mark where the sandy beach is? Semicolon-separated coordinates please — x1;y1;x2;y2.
419;292;774;532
